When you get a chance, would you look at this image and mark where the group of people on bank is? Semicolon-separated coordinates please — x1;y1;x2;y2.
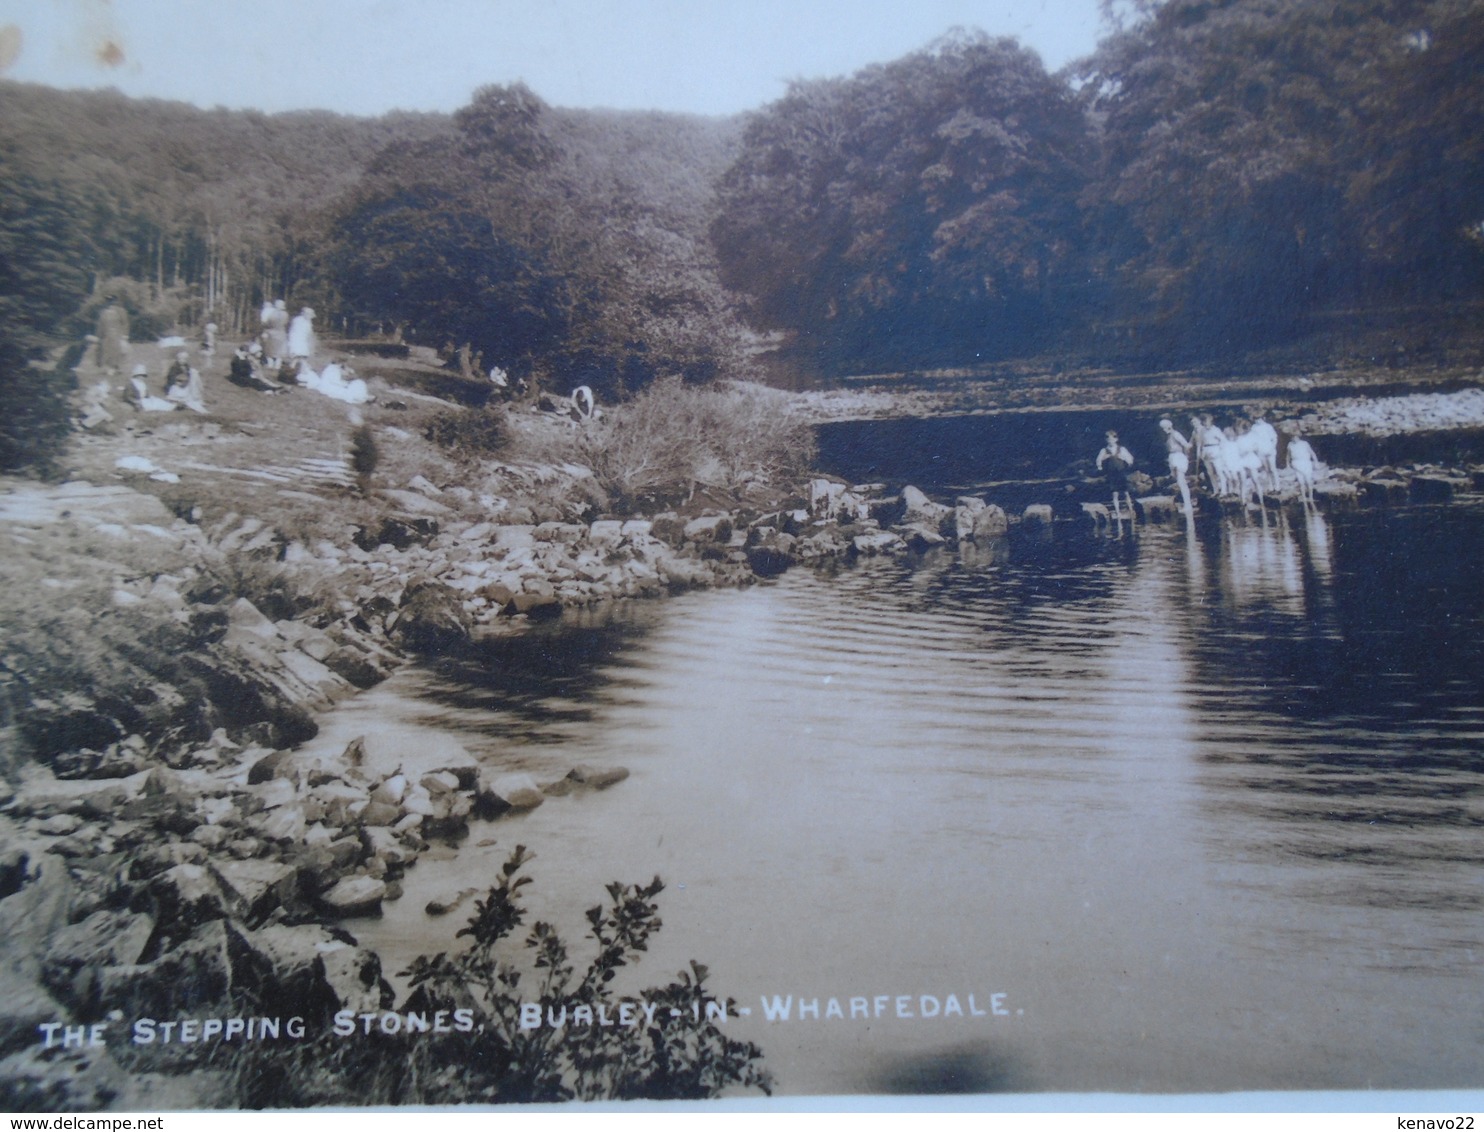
1095;413;1320;520
99;295;371;414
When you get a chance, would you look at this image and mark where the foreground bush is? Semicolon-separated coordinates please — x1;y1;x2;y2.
227;848;771;1106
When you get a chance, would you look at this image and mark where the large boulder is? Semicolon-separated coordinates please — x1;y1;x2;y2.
1022;503;1054;526
1409;475;1455;503
393;581;473;654
41;910;155;1015
322;644;392;689
248;748;298;786
648;513;687;547
95;919;236;1018
505;592;563;620
150;862;227;940
209;859;299;925
895;523;947;551
0;863;75;1058
375;515;440;549
851;531;906;556
243;923;392;1015
566;764;630;790
746;533;796;578
180;645;319;748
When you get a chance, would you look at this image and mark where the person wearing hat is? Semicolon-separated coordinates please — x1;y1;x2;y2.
126;363;176;412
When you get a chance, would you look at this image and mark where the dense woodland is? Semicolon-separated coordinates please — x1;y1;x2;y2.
1;0;1481;467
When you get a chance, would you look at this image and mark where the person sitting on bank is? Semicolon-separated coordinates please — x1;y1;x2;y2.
315;357;371;404
126;363;177;412
227;343;288;393
163;350;206;413
1096;430;1137;522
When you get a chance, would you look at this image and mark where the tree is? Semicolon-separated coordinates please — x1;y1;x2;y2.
325;87;754;397
1078;0;1484;351
328;181;569;372
1344;0;1484;295
712;31;1093;371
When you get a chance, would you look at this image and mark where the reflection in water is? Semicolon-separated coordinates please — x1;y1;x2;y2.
344;505;1484;1095
1304;508;1334;584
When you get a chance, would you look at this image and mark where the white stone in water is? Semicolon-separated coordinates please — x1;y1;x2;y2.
485;772;545;811
1023;504;1054;525
902;485;932;510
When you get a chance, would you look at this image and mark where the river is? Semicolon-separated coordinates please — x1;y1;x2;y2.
309;495;1484;1097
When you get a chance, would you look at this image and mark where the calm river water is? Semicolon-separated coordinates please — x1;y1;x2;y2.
326;502;1484;1096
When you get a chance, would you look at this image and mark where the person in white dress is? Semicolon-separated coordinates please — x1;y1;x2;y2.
163;351;206;413
288;307;316;361
316;358;370;404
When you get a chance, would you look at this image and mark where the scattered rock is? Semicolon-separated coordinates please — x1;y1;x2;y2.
476;772;546;818
248;748;298;786
425;887;479;917
209;859;298;925
1022;503;1054;525
319;875;387;918
567;764;630;790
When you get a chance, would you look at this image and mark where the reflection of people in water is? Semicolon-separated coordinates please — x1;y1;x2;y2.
1096;430;1136;522
1160;418;1194;516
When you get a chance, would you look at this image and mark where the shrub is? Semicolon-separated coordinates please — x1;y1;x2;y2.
493;378;816;512
226;848;771;1106
0;334;75;475
580;378;816;511
423;403;512;455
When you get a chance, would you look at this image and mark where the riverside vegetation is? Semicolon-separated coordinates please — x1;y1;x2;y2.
6;337;1484;1110
2;0;1482;1105
0;342;819;1109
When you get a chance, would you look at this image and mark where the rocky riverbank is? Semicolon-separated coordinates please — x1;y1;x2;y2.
4;349;1484;1108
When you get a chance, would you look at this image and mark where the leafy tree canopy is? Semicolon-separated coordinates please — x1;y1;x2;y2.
712;30;1094;371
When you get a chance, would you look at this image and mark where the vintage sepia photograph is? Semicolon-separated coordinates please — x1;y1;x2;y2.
0;0;1481;1116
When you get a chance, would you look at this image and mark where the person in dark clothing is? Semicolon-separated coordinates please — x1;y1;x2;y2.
227;344;288;393
1096;430;1137;522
